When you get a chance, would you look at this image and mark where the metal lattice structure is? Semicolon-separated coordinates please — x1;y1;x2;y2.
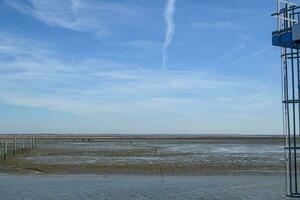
272;0;300;197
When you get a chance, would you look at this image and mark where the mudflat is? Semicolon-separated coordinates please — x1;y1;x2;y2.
0;135;286;175
0;135;289;200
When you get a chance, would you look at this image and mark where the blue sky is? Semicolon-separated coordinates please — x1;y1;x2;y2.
0;0;282;134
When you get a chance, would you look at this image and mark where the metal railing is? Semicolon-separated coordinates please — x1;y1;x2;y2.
272;0;300;32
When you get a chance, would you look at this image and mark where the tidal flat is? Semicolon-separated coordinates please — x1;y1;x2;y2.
0;135;289;199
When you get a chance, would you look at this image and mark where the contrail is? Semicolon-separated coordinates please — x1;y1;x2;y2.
162;0;176;70
211;46;272;71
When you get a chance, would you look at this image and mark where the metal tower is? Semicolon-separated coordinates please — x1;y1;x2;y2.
272;0;300;197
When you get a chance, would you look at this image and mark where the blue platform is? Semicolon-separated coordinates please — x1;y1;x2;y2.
272;24;300;49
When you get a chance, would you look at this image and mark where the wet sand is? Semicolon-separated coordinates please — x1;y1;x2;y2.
0;137;285;175
0;136;289;199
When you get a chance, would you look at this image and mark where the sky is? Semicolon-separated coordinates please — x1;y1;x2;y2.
0;0;283;134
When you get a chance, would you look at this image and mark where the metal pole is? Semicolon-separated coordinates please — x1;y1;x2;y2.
284;47;293;195
291;47;298;193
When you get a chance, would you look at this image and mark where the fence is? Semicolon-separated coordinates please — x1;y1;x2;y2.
0;137;37;161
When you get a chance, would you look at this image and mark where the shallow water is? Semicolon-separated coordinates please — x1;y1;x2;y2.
23;140;285;169
0;174;289;200
0;139;290;199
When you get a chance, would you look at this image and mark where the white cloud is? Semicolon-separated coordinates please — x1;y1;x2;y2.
7;0;139;34
0;66;279;116
0;32;282;134
0;34;279;116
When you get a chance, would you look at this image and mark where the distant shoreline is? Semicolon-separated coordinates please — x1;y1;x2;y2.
0;134;286;141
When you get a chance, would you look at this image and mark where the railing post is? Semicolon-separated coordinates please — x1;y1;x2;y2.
4;140;7;161
35;136;37;149
33;137;35;150
22;138;24;153
13;137;16;156
29;137;32;150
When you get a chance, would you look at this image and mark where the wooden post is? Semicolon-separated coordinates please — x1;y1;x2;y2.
29;137;32;150
22;138;25;153
32;137;35;150
32;137;34;150
4;140;7;161
13;138;16;156
34;137;37;149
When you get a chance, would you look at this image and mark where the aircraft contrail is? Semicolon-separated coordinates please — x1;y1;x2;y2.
162;0;176;70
